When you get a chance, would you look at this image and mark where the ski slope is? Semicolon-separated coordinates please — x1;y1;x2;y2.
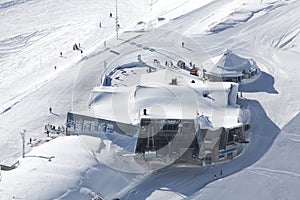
0;0;300;199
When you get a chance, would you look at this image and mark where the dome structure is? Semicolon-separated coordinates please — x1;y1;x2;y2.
204;50;260;83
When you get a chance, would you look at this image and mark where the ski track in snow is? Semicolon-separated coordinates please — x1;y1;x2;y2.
0;49;86;115
249;167;300;178
0;0;33;10
275;27;300;49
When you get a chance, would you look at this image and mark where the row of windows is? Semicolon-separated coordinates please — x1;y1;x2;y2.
219;152;233;160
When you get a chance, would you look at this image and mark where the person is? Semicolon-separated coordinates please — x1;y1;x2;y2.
181;42;184;48
99;22;102;28
220;169;223;176
60;52;63;57
81;50;83;54
54;66;57;70
214;174;217;179
49;107;52;113
110;12;112;18
74;43;79;50
29;138;32;144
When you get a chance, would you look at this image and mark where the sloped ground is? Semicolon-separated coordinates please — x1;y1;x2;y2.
0;0;300;199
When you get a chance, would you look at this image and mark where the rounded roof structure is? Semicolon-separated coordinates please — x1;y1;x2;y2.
206;50;258;78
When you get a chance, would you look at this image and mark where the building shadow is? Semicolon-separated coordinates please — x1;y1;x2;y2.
117;98;280;199
282;112;300;133
239;71;278;94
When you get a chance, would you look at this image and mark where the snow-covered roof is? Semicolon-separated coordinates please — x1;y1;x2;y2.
206;50;257;77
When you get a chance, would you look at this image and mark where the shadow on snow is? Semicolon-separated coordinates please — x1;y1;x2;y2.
239;71;278;94
281;112;300;134
117;98;280;199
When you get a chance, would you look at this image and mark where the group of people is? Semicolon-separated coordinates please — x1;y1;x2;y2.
214;169;223;179
44;123;66;137
73;43;83;54
58;42;83;61
153;59;176;68
67;12;116;57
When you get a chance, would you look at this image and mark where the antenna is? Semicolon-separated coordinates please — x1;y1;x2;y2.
20;129;26;158
115;0;119;40
150;0;153;30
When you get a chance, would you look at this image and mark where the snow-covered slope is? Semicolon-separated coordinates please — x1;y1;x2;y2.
0;0;149;165
0;0;300;199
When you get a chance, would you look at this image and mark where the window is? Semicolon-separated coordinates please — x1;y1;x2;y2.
141;119;151;126
204;156;212;164
227;131;234;145
219;154;225;160
227;128;240;145
219;129;227;149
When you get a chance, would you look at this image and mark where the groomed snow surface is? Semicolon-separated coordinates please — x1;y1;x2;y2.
1;0;300;199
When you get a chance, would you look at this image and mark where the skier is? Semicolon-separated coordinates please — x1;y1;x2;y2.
110;12;112;18
73;43;79;50
220;169;223;176
60;52;63;57
99;22;102;28
54;66;57;70
49;107;52;113
181;42;184;48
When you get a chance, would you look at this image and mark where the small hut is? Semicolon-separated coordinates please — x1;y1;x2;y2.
190;66;199;76
204;50;259;83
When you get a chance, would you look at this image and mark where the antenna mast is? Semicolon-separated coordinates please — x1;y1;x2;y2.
20;129;26;158
115;0;119;40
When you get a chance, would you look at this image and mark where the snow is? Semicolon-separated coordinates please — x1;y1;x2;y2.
91;61;241;128
205;49;259;77
0;136;97;199
193;113;300;200
1;0;300;199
